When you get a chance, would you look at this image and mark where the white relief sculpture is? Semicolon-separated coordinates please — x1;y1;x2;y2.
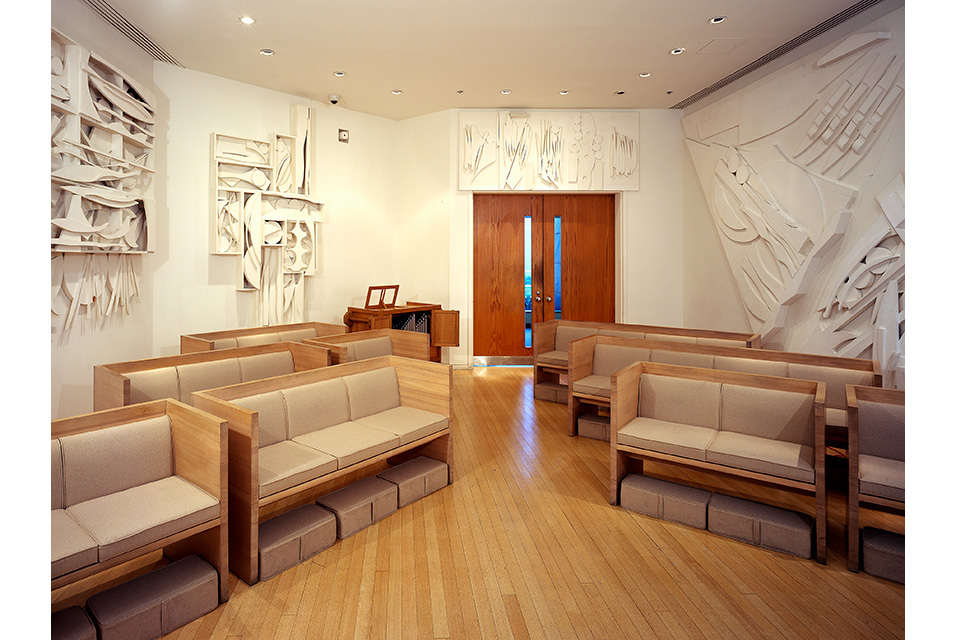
682;14;905;387
292;104;311;195
502;114;533;190
462;124;497;184
273;135;295;194
609;127;638;178
537;120;562;188
52;29;154;332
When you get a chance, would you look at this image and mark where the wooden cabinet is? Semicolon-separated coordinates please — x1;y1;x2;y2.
344;302;459;362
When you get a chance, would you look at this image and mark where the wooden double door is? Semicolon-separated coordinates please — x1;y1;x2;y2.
474;194;615;358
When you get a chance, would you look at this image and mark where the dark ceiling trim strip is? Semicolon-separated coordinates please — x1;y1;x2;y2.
670;0;887;110
81;0;183;67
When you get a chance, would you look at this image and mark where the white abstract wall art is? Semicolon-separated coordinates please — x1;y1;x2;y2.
458;110;639;191
51;29;154;332
683;13;904;387
211;105;322;325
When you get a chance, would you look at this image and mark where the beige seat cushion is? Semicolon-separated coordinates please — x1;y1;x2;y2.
126;367;180;404
592;344;650;377
713;356;787;377
343;368;401;420
238;352;294;382
66;476;219;561
355;406;448;445
859;455;904;502
617;417;718;462
705;432;815;484
233;391;288;448
282;378;351;438
236;333;281;348
258;440;337;499
536;350;568;367
293;422;400;469
638;374;720;429
352;336;393;361
278;328;318;342
177;359;242;401
52;509;98;578
573;374;611;398
649;349;715;369
60;417;173;507
720;383;815;446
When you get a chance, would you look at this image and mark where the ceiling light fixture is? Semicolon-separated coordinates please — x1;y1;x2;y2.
391;89;403;95
333;71;346;77
614;90;626;95
559;90;570;95
710;16;727;24
259;49;275;56
239;16;255;25
639;72;652;78
670;47;685;55
457;90;464;95
500;89;512;95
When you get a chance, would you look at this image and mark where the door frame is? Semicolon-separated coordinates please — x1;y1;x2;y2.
469;192;624;366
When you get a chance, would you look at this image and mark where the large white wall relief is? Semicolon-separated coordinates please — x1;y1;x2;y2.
51;28;154;331
682;8;904;387
458;111;639;191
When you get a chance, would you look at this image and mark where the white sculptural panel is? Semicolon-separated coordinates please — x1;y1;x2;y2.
458;110;639;191
682;8;904;387
51;29;155;331
211;106;322;325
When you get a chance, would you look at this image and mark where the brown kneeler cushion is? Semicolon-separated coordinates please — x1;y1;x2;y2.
377;457;449;507
52;606;96;640
317;476;397;539
258;504;336;580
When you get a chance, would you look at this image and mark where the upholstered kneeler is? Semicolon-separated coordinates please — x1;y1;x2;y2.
85;555;218;640
708;494;813;559
52;606;96;640
533;382;567;403
377;457;448;507
862;527;905;583
258;504;336;580
577;413;611;441
317;477;398;539
620;474;712;529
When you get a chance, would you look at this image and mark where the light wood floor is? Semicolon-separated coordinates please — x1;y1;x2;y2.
56;366;905;639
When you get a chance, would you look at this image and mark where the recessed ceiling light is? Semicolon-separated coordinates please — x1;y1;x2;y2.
559;90;570;95
333;71;346;77
639;72;652;78
500;89;512;95
239;16;255;25
457;90;464;95
710;16;727;24
670;47;685;55
391;89;403;95
259;49;275;56
614;90;626;95
666;90;674;95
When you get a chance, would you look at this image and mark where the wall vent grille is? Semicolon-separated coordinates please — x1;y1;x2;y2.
671;0;887;110
81;0;183;67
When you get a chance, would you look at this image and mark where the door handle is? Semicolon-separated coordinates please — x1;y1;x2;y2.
535;296;542;302
546;296;552;302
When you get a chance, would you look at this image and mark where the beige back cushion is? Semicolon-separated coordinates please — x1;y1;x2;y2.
126;367;180;405
645;333;696;344
787;363;873;411
233;391;288;448
638;374;720;429
697;337;745;347
598;329;645;339
343;343;358;363
554;326;599;351
52;439;64;510
353;336;394;361
720;383;815;446
344;367;401;420
238;352;294;382
283;378;351;438
278;328;318;342
592;344;650;377
858;399;904;461
177;359;242;402
650;349;715;369
60;416;173;507
714;356;788;377
212;337;238;349
236;333;281;348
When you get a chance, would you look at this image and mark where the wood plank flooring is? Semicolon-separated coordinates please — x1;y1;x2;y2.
54;366;905;639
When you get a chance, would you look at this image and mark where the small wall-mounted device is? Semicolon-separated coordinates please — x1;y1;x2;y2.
328;94;340;105
338;129;349;143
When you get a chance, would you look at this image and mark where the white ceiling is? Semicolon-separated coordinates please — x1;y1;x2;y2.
96;0;869;121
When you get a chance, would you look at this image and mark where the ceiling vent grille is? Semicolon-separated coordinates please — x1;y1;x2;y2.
671;0;887;110
81;0;183;67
